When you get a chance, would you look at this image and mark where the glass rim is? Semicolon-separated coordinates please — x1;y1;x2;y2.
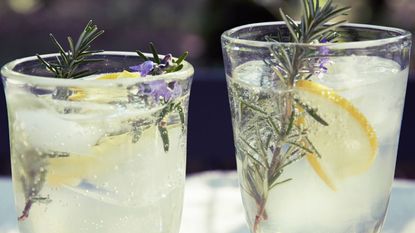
221;22;412;48
1;51;194;87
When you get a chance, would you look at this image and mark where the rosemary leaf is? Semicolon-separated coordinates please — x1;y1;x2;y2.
266;117;282;137
269;178;293;190
285;109;295;136
240;146;267;169
149;42;161;63
136;50;149;61
294;98;329;126
309;20;348;41
286;141;314;154
175;51;189;64
173;64;184;72
255;127;270;168
157;102;175;152
158;125;169;152
305;136;323;158
240;100;268;115
175;104;186;132
271;66;287;85
279;9;299;43
239;136;263;159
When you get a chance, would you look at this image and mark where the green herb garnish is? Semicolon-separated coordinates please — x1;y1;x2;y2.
37;20;104;79
233;1;350;232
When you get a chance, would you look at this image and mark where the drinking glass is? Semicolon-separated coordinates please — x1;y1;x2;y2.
2;51;193;233
222;22;411;233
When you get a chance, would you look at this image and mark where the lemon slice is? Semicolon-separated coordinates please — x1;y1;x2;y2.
68;71;140;101
294;80;378;190
46;133;134;186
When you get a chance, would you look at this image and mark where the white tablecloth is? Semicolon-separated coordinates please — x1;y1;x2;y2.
1;172;415;233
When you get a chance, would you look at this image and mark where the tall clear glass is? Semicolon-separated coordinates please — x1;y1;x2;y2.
222;22;411;233
1;51;193;233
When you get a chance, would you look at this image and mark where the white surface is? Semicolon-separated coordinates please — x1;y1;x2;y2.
1;172;415;233
0;177;18;233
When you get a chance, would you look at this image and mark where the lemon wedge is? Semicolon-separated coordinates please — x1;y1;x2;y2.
294;80;378;190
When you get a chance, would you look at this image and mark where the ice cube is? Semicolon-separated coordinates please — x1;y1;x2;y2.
232;60;277;88
15;110;104;155
315;56;408;141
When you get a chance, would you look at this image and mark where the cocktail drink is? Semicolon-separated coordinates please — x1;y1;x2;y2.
222;11;411;233
1;51;193;233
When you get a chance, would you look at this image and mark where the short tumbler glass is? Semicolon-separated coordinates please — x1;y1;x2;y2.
1;51;193;233
222;22;411;233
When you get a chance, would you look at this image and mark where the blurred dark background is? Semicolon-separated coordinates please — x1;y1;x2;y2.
0;0;413;178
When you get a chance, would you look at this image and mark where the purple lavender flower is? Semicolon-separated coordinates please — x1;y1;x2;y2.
318;62;328;73
316;39;331;75
319;46;330;56
129;60;154;77
141;80;182;103
145;80;171;102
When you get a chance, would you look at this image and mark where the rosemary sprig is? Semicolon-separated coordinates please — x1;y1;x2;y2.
157;102;186;152
279;0;350;43
270;0;350;88
17;151;64;221
37;20;104;79
17;21;104;221
234;1;350;232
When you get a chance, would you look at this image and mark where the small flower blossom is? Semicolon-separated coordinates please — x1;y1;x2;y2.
319;46;330;56
129;60;154;77
131;54;175;76
144;80;171;102
141;80;182;103
315;38;332;76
